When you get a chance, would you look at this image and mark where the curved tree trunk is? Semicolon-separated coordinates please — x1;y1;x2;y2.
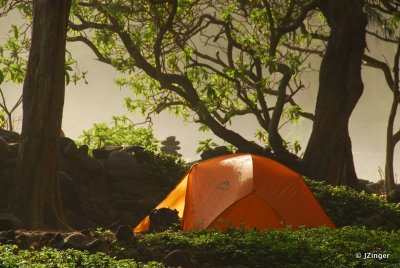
385;102;397;193
385;39;400;193
386;97;400;193
303;0;367;189
7;0;71;229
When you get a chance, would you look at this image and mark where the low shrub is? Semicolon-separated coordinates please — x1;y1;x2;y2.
132;227;400;268
305;178;400;229
136;151;189;187
0;245;163;268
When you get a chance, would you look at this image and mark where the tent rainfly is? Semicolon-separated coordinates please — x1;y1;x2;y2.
134;154;335;232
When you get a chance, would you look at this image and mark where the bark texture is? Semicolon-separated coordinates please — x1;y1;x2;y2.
304;0;367;188
8;0;71;229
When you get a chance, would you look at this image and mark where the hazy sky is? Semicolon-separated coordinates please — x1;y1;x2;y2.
0;12;398;182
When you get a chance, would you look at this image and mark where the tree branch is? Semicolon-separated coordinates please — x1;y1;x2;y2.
366;29;397;44
154;0;178;73
363;54;394;90
67;36;112;65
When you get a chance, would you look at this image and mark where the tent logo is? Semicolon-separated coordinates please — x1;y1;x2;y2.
216;180;230;191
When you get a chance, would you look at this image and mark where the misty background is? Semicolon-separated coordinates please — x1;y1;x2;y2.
0;12;398;182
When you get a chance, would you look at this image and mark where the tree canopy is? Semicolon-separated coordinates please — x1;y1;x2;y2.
0;0;399;189
67;0;319;158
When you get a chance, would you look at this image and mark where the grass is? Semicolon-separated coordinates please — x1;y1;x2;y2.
1;178;400;267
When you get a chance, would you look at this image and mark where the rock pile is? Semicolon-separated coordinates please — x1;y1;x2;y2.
0;128;179;230
0;128;398;231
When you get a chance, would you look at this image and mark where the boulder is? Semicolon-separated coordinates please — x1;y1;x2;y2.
93;145;122;159
387;189;400;203
358;179;371;186
0;236;8;244
63;141;78;159
149;208;180;232
107;150;139;169
366;180;385;194
58;137;76;151
62;233;88;250
58;171;80;210
357;179;372;193
123;145;144;154
59;157;81;177
86;238;102;250
115;225;133;243
0;218;14;231
0;129;20;143
15;234;29;249
77;145;89;156
147;245;164;261
74;154;104;175
0;230;15;240
164;250;192;268
49;232;64;248
133;150;152;163
106;151;148;181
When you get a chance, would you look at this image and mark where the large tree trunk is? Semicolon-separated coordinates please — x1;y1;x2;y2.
303;0;367;189
8;0;71;229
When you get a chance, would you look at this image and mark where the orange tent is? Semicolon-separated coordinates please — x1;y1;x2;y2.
134;154;335;232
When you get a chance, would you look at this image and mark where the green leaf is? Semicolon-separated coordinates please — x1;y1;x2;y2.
207;86;216;98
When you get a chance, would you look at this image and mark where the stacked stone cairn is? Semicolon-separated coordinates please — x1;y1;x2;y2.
160;136;180;155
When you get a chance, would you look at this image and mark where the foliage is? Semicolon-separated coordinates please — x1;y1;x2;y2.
284;139;302;155
77;115;159;151
137;150;189;187
305;178;400;228
0;24;29;131
3;226;400;267
64;0;318;153
0;245;163;268
0;109;7;128
1;175;400;267
129;227;400;267
196;139;219;154
0;21;87;131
